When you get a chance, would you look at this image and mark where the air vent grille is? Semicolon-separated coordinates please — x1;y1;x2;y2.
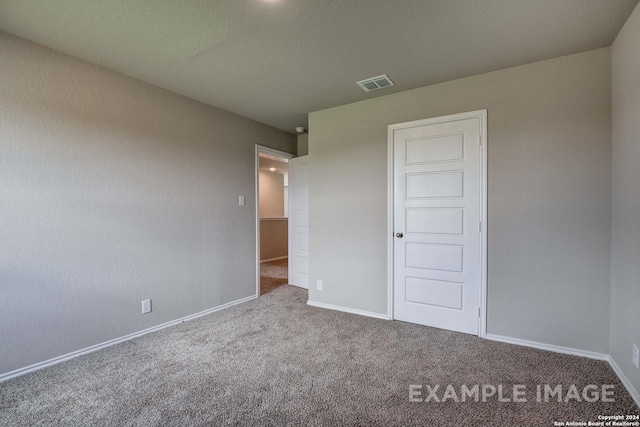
357;74;395;92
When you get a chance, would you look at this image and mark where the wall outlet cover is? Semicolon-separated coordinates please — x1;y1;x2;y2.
633;344;639;369
316;280;323;291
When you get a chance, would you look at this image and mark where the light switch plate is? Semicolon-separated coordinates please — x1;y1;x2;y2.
239;196;246;206
141;299;152;314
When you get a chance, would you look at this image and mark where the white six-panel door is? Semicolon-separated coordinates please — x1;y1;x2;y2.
288;156;309;289
391;111;485;335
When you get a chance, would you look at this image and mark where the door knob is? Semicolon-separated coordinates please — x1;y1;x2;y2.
396;232;403;238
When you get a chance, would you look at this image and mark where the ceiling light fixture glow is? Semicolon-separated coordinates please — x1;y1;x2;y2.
269;167;276;171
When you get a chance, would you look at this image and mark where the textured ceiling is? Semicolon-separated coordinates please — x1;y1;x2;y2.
0;0;637;133
259;154;289;175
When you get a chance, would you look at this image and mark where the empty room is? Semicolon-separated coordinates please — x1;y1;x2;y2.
1;1;639;425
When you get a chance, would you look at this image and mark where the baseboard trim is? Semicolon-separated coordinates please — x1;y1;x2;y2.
306;300;390;320
608;355;640;408
0;294;258;383
260;256;288;263
4;299;638;409
484;334;609;361
484;334;639;408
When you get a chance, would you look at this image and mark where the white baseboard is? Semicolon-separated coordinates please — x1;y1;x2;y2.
307;300;390;320
484;334;609;360
608;355;640;408
4;298;638;410
288;282;308;290
0;294;258;383
483;334;640;408
260;256;288;263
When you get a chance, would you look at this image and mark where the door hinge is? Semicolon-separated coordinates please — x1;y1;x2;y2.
478;307;481;318
478;221;482;233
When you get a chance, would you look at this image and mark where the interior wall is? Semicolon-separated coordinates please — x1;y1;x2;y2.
259;169;288;261
259;170;285;218
260;219;288;261
611;3;640;394
0;32;296;375
308;48;612;353
297;134;309;156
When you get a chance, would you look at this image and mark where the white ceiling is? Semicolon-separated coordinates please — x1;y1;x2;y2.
0;0;637;133
259;153;289;175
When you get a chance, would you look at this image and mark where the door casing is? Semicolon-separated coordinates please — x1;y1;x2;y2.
386;110;488;337
255;145;296;297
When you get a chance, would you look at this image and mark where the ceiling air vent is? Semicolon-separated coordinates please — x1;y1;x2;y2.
356;74;395;92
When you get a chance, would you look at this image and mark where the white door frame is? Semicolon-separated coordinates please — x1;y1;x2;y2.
386;109;488;337
255;145;296;297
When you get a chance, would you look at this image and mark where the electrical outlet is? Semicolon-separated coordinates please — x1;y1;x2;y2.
238;196;245;206
633;344;639;369
316;280;323;291
141;299;152;314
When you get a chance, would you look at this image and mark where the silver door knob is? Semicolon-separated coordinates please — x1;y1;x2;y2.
396;232;403;238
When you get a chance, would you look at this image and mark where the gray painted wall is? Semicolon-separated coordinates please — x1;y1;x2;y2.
611;4;640;394
308;49;612;353
0;32;296;375
260;219;288;261
297;134;309;156
259;171;285;218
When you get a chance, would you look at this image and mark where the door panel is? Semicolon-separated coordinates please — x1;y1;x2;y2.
405;171;464;199
405;277;463;310
393;114;483;335
288;156;309;289
406;134;464;164
405;243;463;272
405;208;464;235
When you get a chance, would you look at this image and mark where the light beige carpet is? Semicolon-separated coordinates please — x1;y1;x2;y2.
260;258;288;295
0;285;637;426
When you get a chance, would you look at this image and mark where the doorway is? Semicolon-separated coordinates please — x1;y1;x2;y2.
255;146;295;296
387;110;487;336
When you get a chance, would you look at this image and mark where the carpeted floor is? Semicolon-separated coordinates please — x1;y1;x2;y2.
0;286;637;426
260;258;288;295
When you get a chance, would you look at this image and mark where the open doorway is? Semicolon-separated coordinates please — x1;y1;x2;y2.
256;146;294;296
